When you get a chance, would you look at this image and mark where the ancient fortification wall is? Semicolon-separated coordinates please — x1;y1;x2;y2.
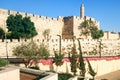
103;31;120;39
0;39;120;57
0;8;120;40
0;8;64;40
0;7;120;57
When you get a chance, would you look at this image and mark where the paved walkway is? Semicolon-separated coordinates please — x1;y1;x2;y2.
96;70;120;80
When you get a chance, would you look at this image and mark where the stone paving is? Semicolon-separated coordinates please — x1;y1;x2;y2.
96;70;120;80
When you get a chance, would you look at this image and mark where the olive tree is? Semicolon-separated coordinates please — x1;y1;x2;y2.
13;41;50;67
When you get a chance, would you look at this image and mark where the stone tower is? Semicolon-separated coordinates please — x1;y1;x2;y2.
80;4;84;18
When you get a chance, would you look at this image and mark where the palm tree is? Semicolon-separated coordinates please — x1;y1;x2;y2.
43;29;50;41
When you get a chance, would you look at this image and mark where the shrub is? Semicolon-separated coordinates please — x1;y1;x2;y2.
53;51;64;67
0;58;9;67
58;73;73;80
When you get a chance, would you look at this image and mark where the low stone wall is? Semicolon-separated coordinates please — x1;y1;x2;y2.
0;66;20;80
19;56;120;79
33;56;120;78
40;72;58;80
20;68;58;80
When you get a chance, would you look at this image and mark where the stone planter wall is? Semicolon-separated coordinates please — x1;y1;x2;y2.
0;66;20;80
20;68;58;80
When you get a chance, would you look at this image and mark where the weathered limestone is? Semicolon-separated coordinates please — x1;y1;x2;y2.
0;5;120;57
0;39;120;57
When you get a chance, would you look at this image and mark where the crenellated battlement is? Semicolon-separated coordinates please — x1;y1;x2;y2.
0;8;8;15
0;6;120;57
0;8;64;22
74;16;80;20
0;38;120;44
0;38;120;57
0;8;119;40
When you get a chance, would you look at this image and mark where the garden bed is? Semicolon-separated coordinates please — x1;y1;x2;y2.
20;68;58;80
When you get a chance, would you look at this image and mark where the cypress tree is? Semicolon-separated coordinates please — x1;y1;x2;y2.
77;39;86;77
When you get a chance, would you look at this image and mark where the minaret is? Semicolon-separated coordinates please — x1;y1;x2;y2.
80;4;84;18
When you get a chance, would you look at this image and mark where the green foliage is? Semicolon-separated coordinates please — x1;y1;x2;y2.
78;20;92;38
22;17;37;38
88;49;97;55
37;44;50;59
86;59;96;80
78;20;104;39
6;14;22;38
79;54;86;77
13;41;50;67
91;26;104;39
77;39;86;77
0;58;9;67
70;43;77;76
0;28;5;39
13;41;38;60
6;14;37;39
53;51;64;67
58;73;73;80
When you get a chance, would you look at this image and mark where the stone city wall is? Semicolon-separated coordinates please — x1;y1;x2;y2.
0;8;120;57
0;8;64;40
103;31;120;39
0;39;120;57
0;8;120;40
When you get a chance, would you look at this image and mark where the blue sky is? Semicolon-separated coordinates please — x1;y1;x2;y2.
0;0;120;32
